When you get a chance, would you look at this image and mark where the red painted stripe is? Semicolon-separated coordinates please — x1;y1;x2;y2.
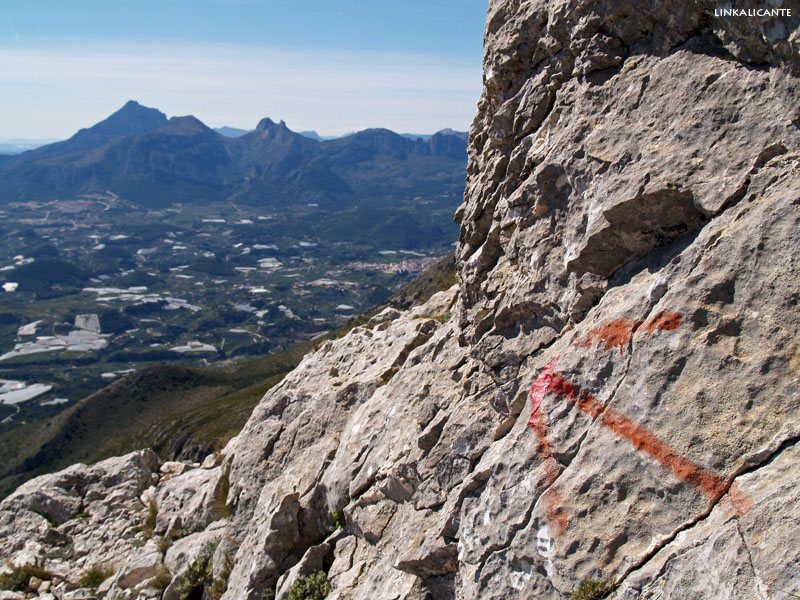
528;357;569;533
528;310;750;528
545;372;729;500
528;357;560;429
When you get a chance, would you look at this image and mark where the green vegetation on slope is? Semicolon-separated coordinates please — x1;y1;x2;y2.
0;345;309;497
0;253;455;499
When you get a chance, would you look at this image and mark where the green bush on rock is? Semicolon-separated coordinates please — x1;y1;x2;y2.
289;570;330;600
571;579;617;600
78;564;115;588
0;564;53;592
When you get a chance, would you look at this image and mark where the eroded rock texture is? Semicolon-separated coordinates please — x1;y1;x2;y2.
1;1;798;599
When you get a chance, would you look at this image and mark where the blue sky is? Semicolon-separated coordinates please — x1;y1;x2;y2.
1;1;487;139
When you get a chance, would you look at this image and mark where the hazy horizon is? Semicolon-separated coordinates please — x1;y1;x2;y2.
0;97;472;147
1;1;486;139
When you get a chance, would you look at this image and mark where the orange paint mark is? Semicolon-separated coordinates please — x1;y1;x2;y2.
535;369;750;512
531;311;750;525
574;312;683;354
548;374;605;419
543;487;569;534
528;357;569;534
576;318;643;355
642;312;682;336
599;407;727;499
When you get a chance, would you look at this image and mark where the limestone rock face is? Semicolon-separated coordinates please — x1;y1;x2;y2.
0;450;163;598
1;2;799;599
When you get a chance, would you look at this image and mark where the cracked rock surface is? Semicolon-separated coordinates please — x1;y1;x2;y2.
1;1;799;599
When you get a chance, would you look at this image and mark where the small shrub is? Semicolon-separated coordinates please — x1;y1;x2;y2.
332;511;345;530
261;589;276;600
78;564;115;588
141;497;158;537
208;549;232;600
212;463;232;519
149;565;172;590
71;511;91;520
0;564;53;591
176;538;220;600
571;579;617;600
416;312;451;323
288;570;330;600
158;528;188;553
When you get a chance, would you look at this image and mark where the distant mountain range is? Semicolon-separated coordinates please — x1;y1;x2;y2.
0;101;468;207
213;126;251;138
215;128;468;143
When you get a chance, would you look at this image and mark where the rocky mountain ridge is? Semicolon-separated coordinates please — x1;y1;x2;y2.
0;102;467;207
1;1;799;599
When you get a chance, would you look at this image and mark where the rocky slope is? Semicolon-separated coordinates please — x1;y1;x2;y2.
1;1;799;599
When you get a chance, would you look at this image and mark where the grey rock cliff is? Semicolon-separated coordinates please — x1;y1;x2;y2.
1;1;799;599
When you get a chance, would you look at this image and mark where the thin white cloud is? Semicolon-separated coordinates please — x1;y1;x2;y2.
0;41;481;138
7;18;20;44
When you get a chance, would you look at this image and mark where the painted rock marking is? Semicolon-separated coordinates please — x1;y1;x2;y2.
529;311;750;538
575;312;683;355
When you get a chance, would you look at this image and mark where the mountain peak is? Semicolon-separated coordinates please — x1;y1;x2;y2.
167;115;207;129
256;118;290;133
433;128;468;141
75;101;168;141
0;101;170;165
121;99;145;110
